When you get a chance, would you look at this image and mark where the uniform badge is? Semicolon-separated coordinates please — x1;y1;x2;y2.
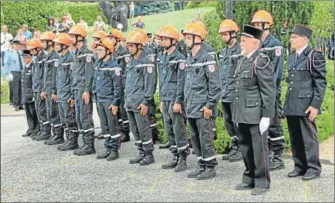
208;65;215;72
125;56;130;63
147;66;153;73
150;56;154;62
180;63;185;70
86;55;92;63
115;69;121;76
275;48;281;56
54;61;59;67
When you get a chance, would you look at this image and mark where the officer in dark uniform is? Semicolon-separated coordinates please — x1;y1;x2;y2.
26;38;51;141
21;49;39;138
125;30;155;165
94;38;123;161
109;28;131;143
53;33;79;151
39;32;64;144
68;25;96;156
232;25;275;195
176;30;188;58
218;19;243;162
91;30;108;140
158;25;189;172
252;10;285;170
183;23;221;180
285;24;327;181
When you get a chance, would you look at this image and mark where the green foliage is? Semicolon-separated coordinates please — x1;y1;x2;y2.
0;1;103;35
141;1;173;16
185;1;217;9
309;1;334;42
1;79;10;104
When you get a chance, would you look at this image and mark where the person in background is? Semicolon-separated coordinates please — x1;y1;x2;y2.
15;29;27;45
94;16;106;31
54;18;60;32
33;26;41;39
131;16;145;29
45;17;57;34
1;25;14;72
78;17;89;31
58;16;70;33
129;1;135;19
67;14;75;28
22;24;32;40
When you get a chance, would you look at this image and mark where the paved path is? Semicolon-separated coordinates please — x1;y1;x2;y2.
1;104;334;202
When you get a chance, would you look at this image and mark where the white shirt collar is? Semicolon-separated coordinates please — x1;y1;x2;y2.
247;50;257;58
296;44;308;56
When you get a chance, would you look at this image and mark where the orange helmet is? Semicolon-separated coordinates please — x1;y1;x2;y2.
156;26;167;37
252;10;274;26
69;24;87;38
96;38;115;53
108;28;125;40
26;38;42;50
93;30;107;39
134;28;148;41
193;20;207;31
126;31;145;44
219;19;240;33
160;25;180;41
54;33;72;46
40;31;56;41
183;23;206;40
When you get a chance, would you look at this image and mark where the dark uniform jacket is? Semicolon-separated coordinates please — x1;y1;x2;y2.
71;45;95;93
260;34;284;86
232;50;275;124
158;49;186;103
218;42;241;102
43;50;59;94
184;48;221;118
54;51;74;101
22;62;34;103
32;51;47;93
124;52;155;112
112;46;130;85
93;57;122;105
284;46;327;116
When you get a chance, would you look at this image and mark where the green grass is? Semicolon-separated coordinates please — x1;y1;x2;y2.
86;7;215;48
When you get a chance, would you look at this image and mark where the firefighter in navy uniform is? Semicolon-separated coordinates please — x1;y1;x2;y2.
125;30;156;165
21;49;40;138
94;38;123;161
40;31;64;145
92;30;108;140
183;22;221;180
232;25;275;195
218;19;243;162
108;28;131;143
251;10;285;170
285;25;327;181
53;33;79;151
26;38;51;141
158;25;189;172
68;25;96;156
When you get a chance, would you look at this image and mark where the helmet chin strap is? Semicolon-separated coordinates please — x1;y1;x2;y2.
164;38;176;51
227;31;237;45
73;35;84;46
261;22;270;31
187;35;202;51
131;44;142;56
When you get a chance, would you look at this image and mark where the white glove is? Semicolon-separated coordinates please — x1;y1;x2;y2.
6;73;13;81
259;117;270;135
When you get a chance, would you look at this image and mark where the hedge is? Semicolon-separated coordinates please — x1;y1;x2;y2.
1;1;104;36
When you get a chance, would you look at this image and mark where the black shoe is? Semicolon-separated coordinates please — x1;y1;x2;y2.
222;153;229;160
302;172;320;181
161;155;178;169
139;154;155;166
187;167;205;178
35;133;51;141
58;141;78;151
287;170;305;178
14;106;20;111
106;151;119;161
44;137;64;145
196;167;216;180
251;187;269;195
97;150;111;159
159;142;170;149
234;183;254;190
269;157;285;171
73;145;95;156
22;133;30;137
19;106;24;110
229;148;243;162
129;154;145;164
120;133;130;142
174;157;187;172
